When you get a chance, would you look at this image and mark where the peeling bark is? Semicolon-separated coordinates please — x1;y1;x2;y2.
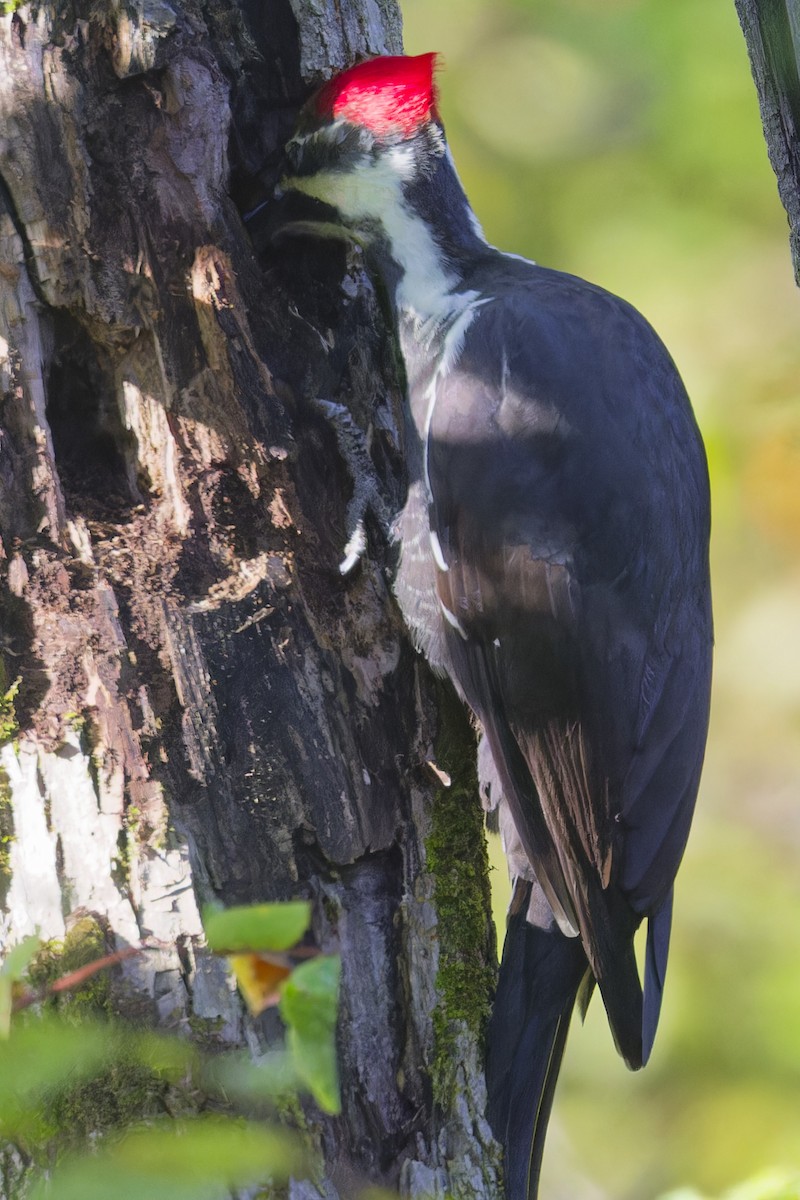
0;1;501;1196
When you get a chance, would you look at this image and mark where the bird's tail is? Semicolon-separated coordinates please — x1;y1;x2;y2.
486;880;588;1200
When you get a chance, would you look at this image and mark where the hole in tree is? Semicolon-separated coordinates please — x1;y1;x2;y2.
46;312;139;515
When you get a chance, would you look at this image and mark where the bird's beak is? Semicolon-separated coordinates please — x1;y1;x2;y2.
255;187;355;246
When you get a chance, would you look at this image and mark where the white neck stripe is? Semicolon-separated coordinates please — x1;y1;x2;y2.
283;152;462;321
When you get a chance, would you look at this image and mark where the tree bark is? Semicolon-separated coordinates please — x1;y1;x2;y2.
0;2;501;1196
735;0;800;281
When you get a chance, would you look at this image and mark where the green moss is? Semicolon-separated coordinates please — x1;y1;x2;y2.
187;1013;226;1047
110;826;131;891
0;659;20;747
0;768;14;911
29;916;112;1018
425;682;497;1107
42;1049;168;1149
63;710;87;739
64;917;113;1015
22;917;172;1158
75;711;103;799
111;808;139;889
26;939;63;992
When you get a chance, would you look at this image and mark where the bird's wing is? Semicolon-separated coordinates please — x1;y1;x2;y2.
424;277;711;989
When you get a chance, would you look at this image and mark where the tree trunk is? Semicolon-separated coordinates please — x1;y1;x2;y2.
735;0;800;281
0;2;501;1196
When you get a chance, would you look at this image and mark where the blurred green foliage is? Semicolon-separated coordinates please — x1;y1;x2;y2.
203;901;312;953
663;1170;800;1200
26;1118;305;1200
0;902;338;1199
280;954;342;1115
403;1;800;1197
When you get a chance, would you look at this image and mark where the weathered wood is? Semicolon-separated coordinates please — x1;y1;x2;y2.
0;2;501;1195
735;0;800;280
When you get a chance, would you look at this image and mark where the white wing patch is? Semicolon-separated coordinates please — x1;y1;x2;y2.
438;596;469;640
429;529;449;572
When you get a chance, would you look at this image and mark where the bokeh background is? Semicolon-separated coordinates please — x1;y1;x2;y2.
401;2;800;1197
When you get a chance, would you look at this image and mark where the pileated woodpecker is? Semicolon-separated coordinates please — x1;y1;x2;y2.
277;53;712;1199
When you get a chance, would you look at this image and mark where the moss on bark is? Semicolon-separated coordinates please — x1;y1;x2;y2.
425;683;497;1108
22;917;174;1156
0;768;13;911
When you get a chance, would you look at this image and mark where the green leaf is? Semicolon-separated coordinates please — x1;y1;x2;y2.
0;936;41;1037
0;935;41;981
28;1117;306;1200
279;954;341;1114
202;901;311;953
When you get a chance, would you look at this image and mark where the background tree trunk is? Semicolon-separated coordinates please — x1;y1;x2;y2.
735;0;800;281
0;2;501;1196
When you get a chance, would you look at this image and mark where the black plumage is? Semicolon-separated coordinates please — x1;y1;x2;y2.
396;261;712;1192
280;54;713;1200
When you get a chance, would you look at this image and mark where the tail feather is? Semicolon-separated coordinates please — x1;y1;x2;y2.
578;880;644;1070
642;888;673;1063
486;882;588;1200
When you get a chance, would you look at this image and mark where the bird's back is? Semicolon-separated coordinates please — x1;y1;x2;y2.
398;249;712;1059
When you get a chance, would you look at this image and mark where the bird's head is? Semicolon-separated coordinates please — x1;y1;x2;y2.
276;53;448;248
276;54;486;315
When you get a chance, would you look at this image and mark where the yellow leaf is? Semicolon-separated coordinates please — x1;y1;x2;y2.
228;954;292;1016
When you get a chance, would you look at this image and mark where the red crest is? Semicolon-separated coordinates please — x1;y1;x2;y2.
314;53;440;138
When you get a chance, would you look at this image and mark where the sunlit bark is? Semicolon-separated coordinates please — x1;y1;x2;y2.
0;3;500;1194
